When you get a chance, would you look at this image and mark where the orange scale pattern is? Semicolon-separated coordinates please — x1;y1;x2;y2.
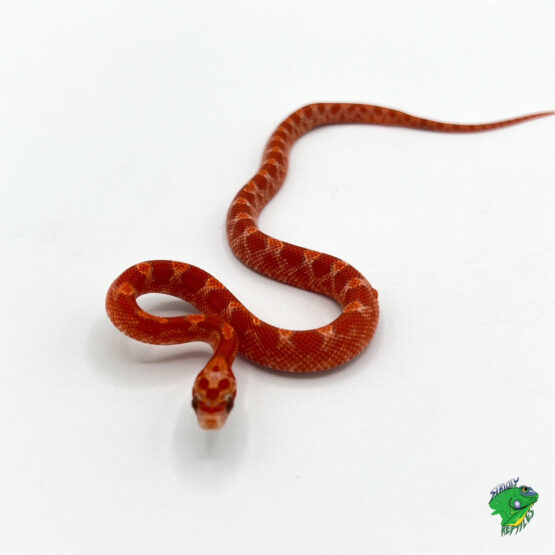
106;102;553;429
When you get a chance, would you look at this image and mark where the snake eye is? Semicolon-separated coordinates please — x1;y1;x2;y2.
191;395;200;412
513;499;521;509
224;394;234;413
522;486;528;492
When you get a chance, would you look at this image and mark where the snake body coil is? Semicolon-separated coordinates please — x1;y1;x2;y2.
106;102;553;429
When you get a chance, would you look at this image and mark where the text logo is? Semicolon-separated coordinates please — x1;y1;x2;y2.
489;477;538;536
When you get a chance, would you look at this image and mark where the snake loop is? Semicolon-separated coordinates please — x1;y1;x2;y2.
106;102;553;429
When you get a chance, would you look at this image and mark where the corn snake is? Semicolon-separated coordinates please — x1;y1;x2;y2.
106;102;553;429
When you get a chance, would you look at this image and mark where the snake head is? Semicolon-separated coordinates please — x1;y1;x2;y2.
192;356;237;429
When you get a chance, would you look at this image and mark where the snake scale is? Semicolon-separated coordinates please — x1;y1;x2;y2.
106;102;553;429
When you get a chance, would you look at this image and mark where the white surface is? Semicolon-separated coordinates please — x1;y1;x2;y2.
1;1;554;553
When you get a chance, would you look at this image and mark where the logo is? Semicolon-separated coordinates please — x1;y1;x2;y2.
489;477;538;536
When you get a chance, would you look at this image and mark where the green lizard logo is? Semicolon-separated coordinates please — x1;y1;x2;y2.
489;479;538;536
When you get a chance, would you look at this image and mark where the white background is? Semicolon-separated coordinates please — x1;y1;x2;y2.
1;1;554;553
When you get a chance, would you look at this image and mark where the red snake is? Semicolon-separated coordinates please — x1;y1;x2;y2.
106;102;553;429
